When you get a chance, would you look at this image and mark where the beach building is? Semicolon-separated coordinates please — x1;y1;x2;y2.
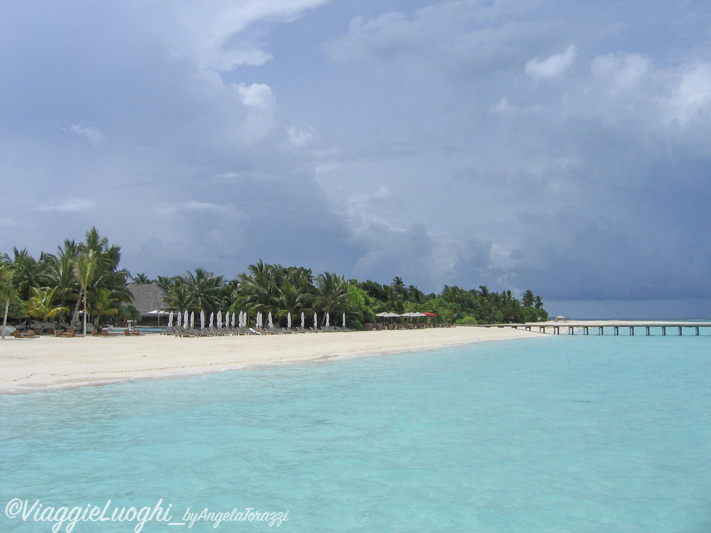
127;283;169;325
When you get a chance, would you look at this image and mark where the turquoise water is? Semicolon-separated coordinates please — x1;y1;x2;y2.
2;336;711;532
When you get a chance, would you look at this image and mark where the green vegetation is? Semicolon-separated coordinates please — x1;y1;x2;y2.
0;230;548;333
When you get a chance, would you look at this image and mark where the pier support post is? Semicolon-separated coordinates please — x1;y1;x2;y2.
678;326;683;336
696;326;700;336
584;326;589;335
598;327;603;335
662;327;666;336
568;327;574;335
629;327;634;336
614;326;619;336
645;326;650;336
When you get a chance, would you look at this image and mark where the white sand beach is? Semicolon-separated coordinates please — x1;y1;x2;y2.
0;327;541;393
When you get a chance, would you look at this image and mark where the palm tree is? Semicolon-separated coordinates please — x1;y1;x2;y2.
132;273;152;284
11;248;52;301
78;227;132;307
74;250;97;336
312;272;349;325
24;287;69;330
183;268;224;314
45;240;80;326
89;288;120;329
161;278;197;312
522;290;535;308
0;259;15;339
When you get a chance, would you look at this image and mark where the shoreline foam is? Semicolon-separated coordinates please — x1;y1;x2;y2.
0;327;542;394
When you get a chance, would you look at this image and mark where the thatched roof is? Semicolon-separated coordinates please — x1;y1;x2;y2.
127;283;169;316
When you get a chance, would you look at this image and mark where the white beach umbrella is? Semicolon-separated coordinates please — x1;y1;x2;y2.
287;312;291;329
190;311;195;328
256;312;261;328
231;313;236;327
314;312;318;329
301;312;305;329
209;312;214;328
183;310;188;328
217;310;222;328
239;311;244;328
200;310;205;330
325;313;329;327
268;312;273;329
343;312;346;327
168;311;173;327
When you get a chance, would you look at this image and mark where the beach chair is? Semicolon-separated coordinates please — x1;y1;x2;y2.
132;329;141;336
55;330;64;337
124;329;132;336
63;330;75;337
13;330;22;338
100;329;110;336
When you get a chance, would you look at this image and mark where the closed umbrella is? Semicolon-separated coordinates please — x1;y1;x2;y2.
325;313;329;327
183;310;188;329
216;311;222;328
342;312;346;327
209;312;214;328
200;310;205;330
190;311;194;328
301;312;305;329
268;312;273;329
287;312;291;329
314;312;318;329
168;311;173;327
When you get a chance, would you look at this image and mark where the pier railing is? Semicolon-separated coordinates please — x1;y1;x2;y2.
483;322;711;336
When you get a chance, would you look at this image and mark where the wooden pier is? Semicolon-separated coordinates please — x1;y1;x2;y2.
483;322;711;336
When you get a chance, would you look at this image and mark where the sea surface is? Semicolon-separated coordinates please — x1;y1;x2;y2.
1;334;711;532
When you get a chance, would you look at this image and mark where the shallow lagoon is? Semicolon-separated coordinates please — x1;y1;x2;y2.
1;336;710;532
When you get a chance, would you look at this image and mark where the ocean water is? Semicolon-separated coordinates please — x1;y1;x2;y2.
1;335;711;532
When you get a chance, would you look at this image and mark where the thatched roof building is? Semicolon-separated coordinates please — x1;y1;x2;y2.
127;283;169;317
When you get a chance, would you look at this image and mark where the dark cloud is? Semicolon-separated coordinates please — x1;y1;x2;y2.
1;0;710;316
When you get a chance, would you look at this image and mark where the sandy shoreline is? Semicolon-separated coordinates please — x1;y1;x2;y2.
0;327;542;394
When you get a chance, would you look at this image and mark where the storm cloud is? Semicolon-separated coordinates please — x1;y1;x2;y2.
1;0;710;317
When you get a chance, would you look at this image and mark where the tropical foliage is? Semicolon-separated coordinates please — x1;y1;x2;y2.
1;232;548;334
1;228;133;333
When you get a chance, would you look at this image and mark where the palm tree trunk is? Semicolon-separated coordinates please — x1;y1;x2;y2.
71;292;82;327
1;298;8;340
82;293;88;336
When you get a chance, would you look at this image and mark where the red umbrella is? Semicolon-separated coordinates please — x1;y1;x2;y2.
423;312;438;317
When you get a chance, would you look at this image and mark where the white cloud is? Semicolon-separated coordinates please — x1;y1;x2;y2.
157;201;247;218
525;44;577;80
236;83;276;110
590;53;649;90
666;62;711;125
287;124;317;147
35;198;95;213
68;124;106;147
170;0;329;72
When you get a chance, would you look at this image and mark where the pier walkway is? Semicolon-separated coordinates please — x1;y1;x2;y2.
483;321;711;336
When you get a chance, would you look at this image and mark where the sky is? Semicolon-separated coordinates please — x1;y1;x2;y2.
1;0;710;318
